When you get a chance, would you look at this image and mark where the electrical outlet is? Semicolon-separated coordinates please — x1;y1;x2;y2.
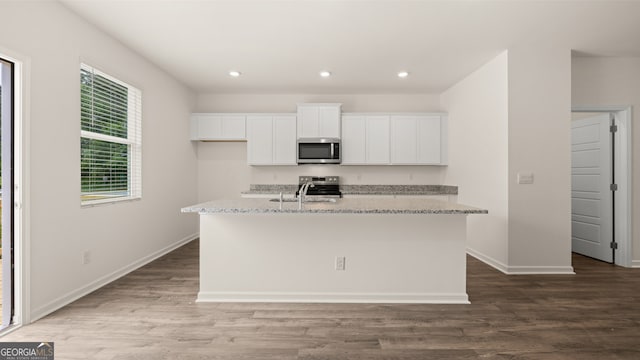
82;250;91;265
335;256;346;271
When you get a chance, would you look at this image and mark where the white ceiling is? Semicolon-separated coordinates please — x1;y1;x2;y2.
58;0;640;94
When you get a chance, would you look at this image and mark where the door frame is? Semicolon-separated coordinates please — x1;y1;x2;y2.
0;46;28;334
572;105;632;267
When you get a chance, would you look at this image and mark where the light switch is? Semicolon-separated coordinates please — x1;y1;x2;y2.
517;173;534;184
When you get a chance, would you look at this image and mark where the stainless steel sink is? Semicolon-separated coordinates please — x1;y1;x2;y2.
269;197;337;203
304;197;337;203
269;198;298;203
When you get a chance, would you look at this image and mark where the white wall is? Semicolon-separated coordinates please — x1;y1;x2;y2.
442;47;573;274
441;51;509;270
195;93;447;201
507;45;572;272
572;56;640;262
0;1;198;321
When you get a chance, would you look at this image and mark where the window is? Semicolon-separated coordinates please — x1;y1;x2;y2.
80;63;141;205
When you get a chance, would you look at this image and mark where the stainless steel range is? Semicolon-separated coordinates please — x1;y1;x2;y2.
296;176;342;198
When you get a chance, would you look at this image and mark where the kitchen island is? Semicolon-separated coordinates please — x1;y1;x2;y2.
182;197;487;304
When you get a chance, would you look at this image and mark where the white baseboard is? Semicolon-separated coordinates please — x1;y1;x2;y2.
504;265;575;275
467;248;575;275
197;291;470;304
466;247;509;274
631;260;640;268
30;233;199;322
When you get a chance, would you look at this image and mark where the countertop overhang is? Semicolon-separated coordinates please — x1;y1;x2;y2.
182;197;487;215
241;184;458;196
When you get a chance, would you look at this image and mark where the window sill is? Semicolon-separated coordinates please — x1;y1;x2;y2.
81;196;141;208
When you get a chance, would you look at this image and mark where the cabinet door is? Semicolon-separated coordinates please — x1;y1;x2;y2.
366;116;390;164
221;115;246;139
273;116;297;165
297;106;320;138
297;104;341;138
191;114;246;140
390;116;418;164
194;114;222;139
341;116;366;164
417;116;441;164
246;116;273;165
319;106;341;138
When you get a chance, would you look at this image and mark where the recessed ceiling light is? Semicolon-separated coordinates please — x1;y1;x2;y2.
229;70;241;77
319;71;331;78
397;71;409;78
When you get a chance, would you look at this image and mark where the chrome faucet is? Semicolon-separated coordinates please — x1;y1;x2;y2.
298;181;315;210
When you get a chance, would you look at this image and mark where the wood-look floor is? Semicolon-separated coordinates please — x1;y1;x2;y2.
2;240;640;359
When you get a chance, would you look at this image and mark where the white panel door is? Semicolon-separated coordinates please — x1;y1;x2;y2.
571;114;612;262
366;115;390;164
273;115;297;165
246;116;273;165
417;116;441;164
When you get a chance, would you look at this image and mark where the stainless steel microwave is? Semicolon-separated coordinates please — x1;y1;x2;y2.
297;138;341;164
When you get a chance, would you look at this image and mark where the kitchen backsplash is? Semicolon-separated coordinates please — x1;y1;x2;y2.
249;164;447;185
197;142;448;202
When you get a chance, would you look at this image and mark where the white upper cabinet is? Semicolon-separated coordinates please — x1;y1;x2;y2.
247;115;297;166
192;109;446;166
297;103;342;139
246;116;273;165
390;115;446;165
417;116;443;164
341;116;366;164
366;116;391;164
190;113;246;140
341;115;390;165
390;116;419;164
273;116;297;165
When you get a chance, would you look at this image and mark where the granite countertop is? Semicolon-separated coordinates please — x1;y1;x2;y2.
241;184;458;196
182;197;487;215
341;184;457;195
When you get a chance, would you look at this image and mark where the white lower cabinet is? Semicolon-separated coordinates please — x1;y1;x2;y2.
247;115;297;165
341;115;389;165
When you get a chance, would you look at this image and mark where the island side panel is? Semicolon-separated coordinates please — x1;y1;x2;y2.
198;213;468;304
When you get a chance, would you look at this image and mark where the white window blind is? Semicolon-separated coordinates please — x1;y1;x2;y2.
81;63;142;205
